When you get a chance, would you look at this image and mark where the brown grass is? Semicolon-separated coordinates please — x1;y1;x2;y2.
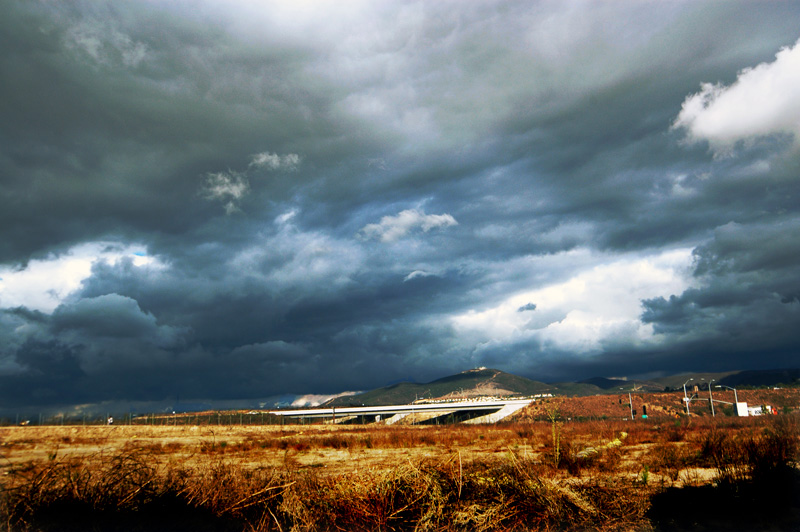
0;415;797;531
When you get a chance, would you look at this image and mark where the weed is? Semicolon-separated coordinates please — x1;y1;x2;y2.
545;405;562;469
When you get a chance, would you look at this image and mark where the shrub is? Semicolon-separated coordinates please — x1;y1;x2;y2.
745;414;799;483
698;429;748;485
648;442;689;483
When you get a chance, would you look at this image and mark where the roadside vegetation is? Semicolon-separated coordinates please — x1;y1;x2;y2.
1;413;798;531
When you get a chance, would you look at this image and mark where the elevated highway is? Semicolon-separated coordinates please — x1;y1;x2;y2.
269;398;533;424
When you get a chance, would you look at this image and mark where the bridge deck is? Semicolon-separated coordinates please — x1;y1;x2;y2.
269;398;533;420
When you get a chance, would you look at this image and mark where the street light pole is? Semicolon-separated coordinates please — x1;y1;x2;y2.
708;379;715;417
715;385;739;405
682;378;694;415
620;387;635;420
629;391;634;419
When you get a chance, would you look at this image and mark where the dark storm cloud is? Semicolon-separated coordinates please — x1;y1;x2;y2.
0;0;341;263
53;294;164;338
2;0;800;410
641;220;800;364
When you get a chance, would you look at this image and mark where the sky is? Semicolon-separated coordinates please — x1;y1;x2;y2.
2;1;800;412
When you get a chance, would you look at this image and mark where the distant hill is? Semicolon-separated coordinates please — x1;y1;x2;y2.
558;377;665;396
650;371;740;391
324;368;553;407
578;377;631;390
323;367;800;407
719;368;800;388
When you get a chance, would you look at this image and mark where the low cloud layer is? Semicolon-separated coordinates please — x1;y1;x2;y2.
1;1;800;411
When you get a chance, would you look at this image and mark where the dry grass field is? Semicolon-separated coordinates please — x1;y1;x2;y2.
0;396;798;531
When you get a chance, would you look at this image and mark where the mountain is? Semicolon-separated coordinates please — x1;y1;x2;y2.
322;367;800;407
324;368;553;407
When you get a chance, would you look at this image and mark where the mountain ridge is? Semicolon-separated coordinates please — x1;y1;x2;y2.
324;368;553;407
323;367;800;407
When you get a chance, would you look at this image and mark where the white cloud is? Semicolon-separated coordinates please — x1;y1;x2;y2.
359;209;458;242
0;242;159;313
229;216;364;294
202;171;249;214
452;248;695;355
202;153;300;214
203;171;249;200
275;209;298;226
403;270;435;282
64;22;148;68
674;38;800;153
250;152;301;171
291;391;359;407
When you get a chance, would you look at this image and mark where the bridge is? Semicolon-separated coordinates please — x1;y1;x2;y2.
268;398;533;425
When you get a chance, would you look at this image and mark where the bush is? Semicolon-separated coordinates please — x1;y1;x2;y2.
746;414;799;483
648;442;689;483
698;429;748;485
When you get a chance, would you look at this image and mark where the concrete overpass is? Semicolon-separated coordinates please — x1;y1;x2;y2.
268;398;533;424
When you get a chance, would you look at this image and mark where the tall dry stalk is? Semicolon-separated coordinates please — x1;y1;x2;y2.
546;405;562;468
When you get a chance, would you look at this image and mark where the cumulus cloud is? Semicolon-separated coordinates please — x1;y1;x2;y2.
359;209;458;242
674;38;800;153
452;248;695;356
